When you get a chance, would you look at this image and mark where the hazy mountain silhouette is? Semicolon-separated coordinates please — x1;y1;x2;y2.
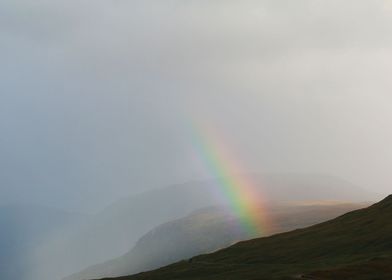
66;202;367;280
104;195;392;280
36;174;376;280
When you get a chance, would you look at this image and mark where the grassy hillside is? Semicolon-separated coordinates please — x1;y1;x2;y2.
303;256;392;279
103;195;392;280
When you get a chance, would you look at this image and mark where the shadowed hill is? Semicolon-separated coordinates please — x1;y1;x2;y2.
303;256;392;279
103;195;392;280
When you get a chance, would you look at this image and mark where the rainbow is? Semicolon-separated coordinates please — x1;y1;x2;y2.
189;121;270;236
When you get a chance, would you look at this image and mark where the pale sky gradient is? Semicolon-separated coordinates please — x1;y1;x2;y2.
1;0;392;211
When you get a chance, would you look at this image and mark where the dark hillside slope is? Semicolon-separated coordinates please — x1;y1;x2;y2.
303;256;392;280
106;195;392;280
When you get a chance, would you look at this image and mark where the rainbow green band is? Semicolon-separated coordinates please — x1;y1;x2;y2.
190;122;269;236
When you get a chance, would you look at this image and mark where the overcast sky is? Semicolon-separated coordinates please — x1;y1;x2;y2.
1;0;392;211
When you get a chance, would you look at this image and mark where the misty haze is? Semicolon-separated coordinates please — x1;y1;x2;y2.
1;1;392;280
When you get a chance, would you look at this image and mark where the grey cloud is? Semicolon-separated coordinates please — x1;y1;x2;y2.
1;0;392;212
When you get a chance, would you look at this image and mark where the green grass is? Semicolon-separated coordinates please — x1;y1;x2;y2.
304;256;392;279
100;195;392;280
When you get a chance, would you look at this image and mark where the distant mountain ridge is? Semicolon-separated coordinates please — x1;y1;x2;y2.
106;195;392;280
35;174;377;280
66;202;368;280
